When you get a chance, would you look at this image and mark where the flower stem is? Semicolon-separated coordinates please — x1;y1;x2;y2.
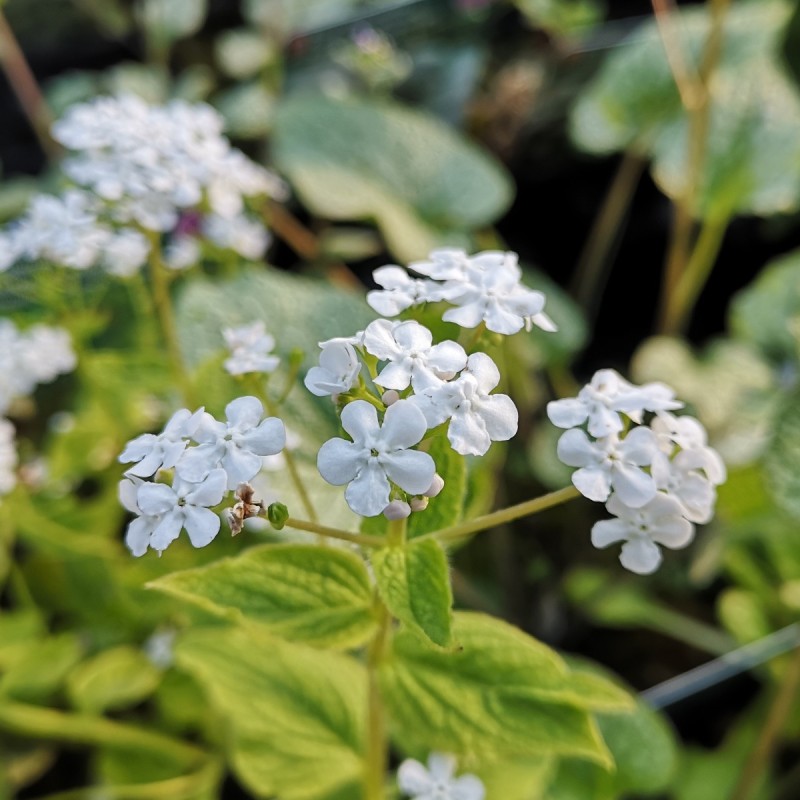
0;10;60;162
146;233;195;406
364;589;395;800
283;517;384;548
419;485;581;545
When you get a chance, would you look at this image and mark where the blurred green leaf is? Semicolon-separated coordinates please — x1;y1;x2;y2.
373;539;454;648
215;27;273;79
571;1;800;219
0;634;83;704
514;0;602;36
381;611;616;765
149;544;377;649
272;94;513;261
68;646;162;714
474;755;556;800
214;82;276;139
764;389;800;520
137;0;208;46
176;625;366;800
729;246;800;363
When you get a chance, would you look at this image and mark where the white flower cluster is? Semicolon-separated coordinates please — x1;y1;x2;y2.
548;370;726;574
0;96;285;275
306;317;518;517
398;753;484;800
0;319;77;415
118;397;285;555
367;248;557;336
222;321;280;376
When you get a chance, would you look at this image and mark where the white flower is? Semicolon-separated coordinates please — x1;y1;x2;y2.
176;396;285;490
652;411;726;485
398;753;485;800
413;353;518;456
366;265;446;316
222;321;280;376
122;469;228;556
304;340;362;397
203;213;270;260
591;493;695;575
548;369;683;438
0;418;17;496
316;400;435;517
101;229;150;277
410;247;472;280
164;235;200;270
651;451;716;524
556;427;659;508
119;407;205;478
437;251;555;336
362;319;467;392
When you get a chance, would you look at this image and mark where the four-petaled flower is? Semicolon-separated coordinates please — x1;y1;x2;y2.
398;753;485;800
317;399;435;517
304;339;362;397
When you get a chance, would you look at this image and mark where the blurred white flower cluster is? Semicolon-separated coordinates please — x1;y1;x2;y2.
0;95;286;275
118;397;285;555
367;248;557;335
222;321;280;376
0;319;77;498
548;369;726;574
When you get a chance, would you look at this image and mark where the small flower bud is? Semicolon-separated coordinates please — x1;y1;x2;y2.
383;500;411;520
381;390;400;406
424;474;445;498
410;496;429;512
267;502;289;530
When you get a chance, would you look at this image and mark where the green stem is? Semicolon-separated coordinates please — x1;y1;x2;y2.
662;213;729;335
0;703;205;767
571;151;646;321
420;486;581;545
146;233;195;405
365;536;398;800
283;517;384;548
730;645;800;800
0;10;60;161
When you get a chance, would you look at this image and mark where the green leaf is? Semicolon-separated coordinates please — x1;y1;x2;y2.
729;247;800;363
67;646;162;714
0;634;83;704
408;436;466;539
380;612;613;765
372;539;454;648
571;1;800;220
214;82;276;139
514;0;602;36
764;390;800;520
149;544;376;649
272;94;513;261
176;625;366;800
475;755;556;800
137;0;208;45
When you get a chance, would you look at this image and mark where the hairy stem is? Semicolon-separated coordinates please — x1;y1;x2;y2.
419;486;581;544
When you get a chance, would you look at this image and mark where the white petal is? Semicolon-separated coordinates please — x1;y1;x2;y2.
119;433;157;463
586;405;624;438
221;444;262;489
380;400;427;450
651;515;695;550
363;319;401;360
572;465;612;502
453;775;486;800
611;463;656;508
376;360;413;391
225;396;264;431
317;438;365;485
618;426;658;465
345;460;391;516
427;753;457;782
393;320;432;352
340;400;380;444
483;301;525;335
182;506;221;548
448;409;491;456
239;417;286;456
475;394;518;442
118;477;141;514
442;301;485;329
381;449;435;495
397;760;433;793
184;468;227;507
556;429;599;468
175;442;223;483
591;518;631;548
619;539;663;574
149;509;184;553
427;340;467;376
465;352;500;394
546;398;589;429
136;483;177;516
125;516;154;557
